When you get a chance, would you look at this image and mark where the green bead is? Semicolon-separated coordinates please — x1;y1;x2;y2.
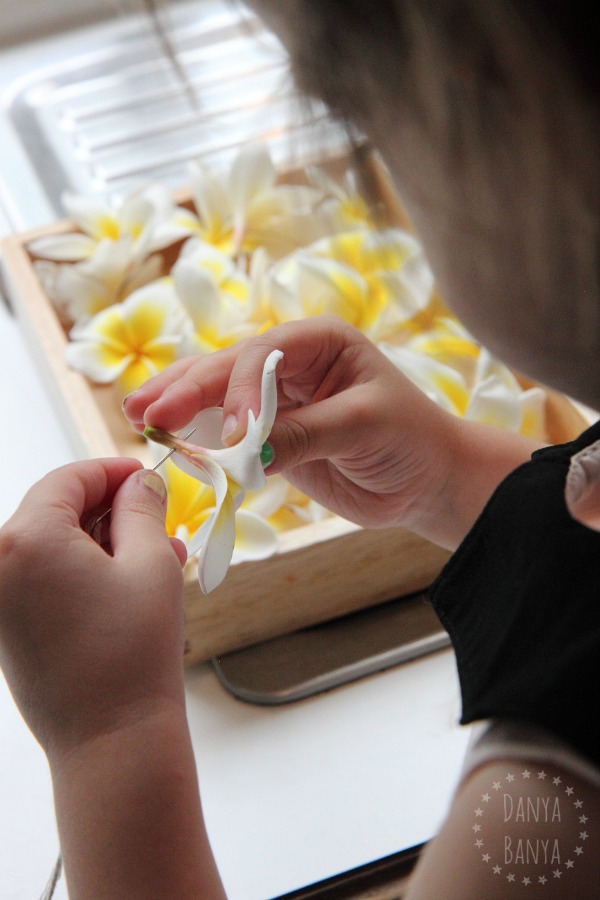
260;442;275;468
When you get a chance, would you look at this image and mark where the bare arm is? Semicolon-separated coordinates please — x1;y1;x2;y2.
0;460;225;898
50;707;224;899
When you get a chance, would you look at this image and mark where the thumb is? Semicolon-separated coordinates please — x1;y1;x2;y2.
109;469;173;558
565;440;600;530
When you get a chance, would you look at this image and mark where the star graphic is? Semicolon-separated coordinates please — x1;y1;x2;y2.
580;831;589;840
538;875;547;885
475;807;484;817
507;873;516;882
493;865;502;875
579;814;588;824
472;824;482;833
506;772;515;782
482;853;491;863
475;839;484;849
575;846;584;855
481;793;491;803
566;860;574;869
522;876;531;886
574;799;583;808
552;776;562;786
493;781;501;791
537;770;547;780
521;769;531;779
553;869;562;879
565;786;574;795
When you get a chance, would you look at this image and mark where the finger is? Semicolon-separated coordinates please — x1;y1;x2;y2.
265;381;382;475
220;317;360;445
135;345;244;433
565;439;600;530
122;356;201;430
108;469;180;567
12;458;143;533
169;536;188;568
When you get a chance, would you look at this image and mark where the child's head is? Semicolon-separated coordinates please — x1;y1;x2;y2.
249;1;600;406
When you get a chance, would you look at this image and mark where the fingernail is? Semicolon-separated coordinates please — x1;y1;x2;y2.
221;414;239;445
122;391;137;410
565;439;600;514
143;470;167;501
260;442;275;469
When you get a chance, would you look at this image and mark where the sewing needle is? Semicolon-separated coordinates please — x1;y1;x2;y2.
90;427;197;532
149;425;197;472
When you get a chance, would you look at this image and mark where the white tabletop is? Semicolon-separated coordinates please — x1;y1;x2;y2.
0;295;471;899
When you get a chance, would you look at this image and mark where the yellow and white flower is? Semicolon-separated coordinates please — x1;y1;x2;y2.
145;349;283;592
269;229;434;340
154;145;325;259
34;236;163;326
466;349;546;437
28;183;176;262
157;454;281;568
65;278;193;395
381;339;546;437
172;238;261;352
379;342;470;415
403;316;481;375
308;165;374;233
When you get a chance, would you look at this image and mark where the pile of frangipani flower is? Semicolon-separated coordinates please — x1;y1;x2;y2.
28;146;546;592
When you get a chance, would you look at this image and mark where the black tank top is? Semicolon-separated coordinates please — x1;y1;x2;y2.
430;420;600;770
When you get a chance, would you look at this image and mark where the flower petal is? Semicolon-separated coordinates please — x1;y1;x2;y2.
229;145;275;223
62;193;118;241
64;340;132;383
189;160;231;239
152;349;283;491
28;232;97;262
518;387;547;439
255;348;283;440
465;375;522;431
192;458;236;593
173;260;223;331
230;510;278;564
243;473;289;518
379;342;469;415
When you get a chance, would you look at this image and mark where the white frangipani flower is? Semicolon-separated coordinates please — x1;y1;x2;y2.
382;338;547;435
308;165;374;233
34;236;163;326
65;278;194;394
466;349;546;436
269;229;434;339
172;238;260;351
379;342;469;415
144;349;283;593
28;183;176;263
153;145;325;259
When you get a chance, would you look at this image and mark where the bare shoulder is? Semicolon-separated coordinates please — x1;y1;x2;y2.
405;758;600;898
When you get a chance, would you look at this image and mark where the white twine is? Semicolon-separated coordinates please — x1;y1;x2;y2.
39;853;62;900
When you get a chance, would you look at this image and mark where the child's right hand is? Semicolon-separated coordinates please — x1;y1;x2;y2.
124;316;541;548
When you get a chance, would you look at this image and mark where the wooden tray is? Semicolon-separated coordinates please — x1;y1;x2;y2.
1;204;587;665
